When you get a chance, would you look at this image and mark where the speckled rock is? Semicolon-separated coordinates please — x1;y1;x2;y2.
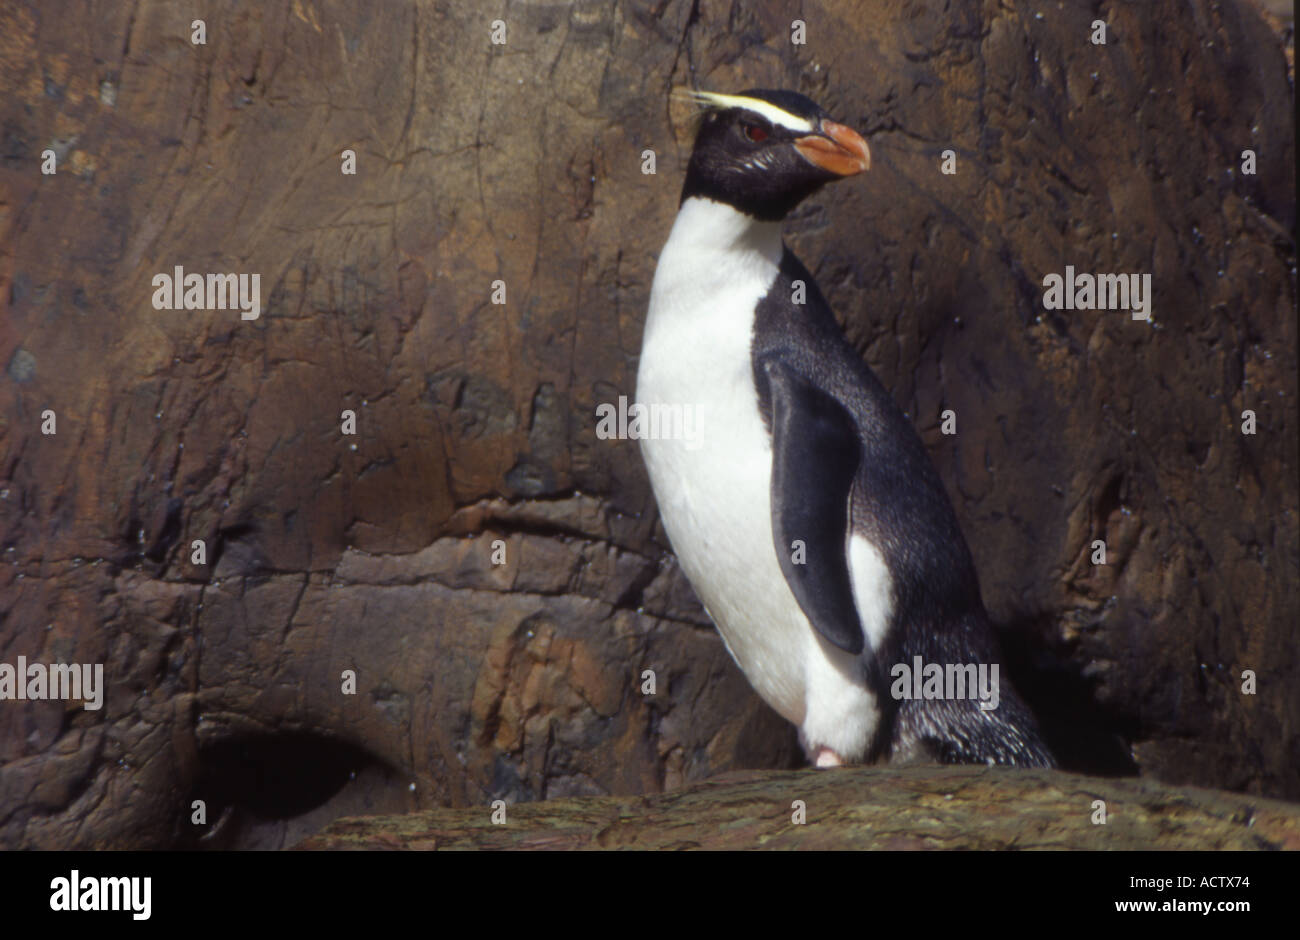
297;764;1300;850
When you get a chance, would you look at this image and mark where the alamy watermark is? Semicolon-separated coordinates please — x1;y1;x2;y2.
152;265;261;320
50;870;150;920
0;657;104;710
1042;266;1152;320
890;656;1000;711
595;395;706;449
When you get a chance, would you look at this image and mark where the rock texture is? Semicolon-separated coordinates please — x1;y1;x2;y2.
0;1;1294;849
297;765;1300;851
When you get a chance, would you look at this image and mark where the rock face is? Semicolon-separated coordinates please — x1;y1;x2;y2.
0;1;1294;849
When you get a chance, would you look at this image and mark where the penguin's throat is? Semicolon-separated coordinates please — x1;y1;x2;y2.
673;196;784;261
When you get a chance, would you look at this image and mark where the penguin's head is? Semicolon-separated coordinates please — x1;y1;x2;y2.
678;89;871;222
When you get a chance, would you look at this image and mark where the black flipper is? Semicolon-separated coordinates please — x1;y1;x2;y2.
762;356;866;655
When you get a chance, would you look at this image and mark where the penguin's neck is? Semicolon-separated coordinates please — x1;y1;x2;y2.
664;196;785;267
643;196;787;374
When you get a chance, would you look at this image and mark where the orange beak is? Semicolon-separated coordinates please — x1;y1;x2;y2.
794;120;871;176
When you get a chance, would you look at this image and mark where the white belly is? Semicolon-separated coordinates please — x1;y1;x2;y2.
639;314;808;722
636;199;880;755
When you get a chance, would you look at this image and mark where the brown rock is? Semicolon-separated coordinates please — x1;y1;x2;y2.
296;765;1300;850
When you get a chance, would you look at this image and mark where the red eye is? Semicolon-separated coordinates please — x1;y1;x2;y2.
744;123;768;142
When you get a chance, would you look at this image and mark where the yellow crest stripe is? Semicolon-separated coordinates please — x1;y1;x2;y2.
675;89;815;134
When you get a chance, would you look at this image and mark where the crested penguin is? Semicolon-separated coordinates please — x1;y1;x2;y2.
636;89;1054;768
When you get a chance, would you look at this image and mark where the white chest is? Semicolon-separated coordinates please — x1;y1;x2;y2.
633;199;889;762
635;199;813;722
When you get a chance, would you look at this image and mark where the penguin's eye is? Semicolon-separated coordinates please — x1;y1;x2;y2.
743;123;768;143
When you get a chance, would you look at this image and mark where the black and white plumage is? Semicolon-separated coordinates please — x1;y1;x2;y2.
637;88;1054;768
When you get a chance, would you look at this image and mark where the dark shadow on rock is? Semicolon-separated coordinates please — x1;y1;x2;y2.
998;615;1141;777
180;732;410;851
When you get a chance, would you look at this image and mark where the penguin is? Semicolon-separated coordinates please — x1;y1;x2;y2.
636;89;1054;768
